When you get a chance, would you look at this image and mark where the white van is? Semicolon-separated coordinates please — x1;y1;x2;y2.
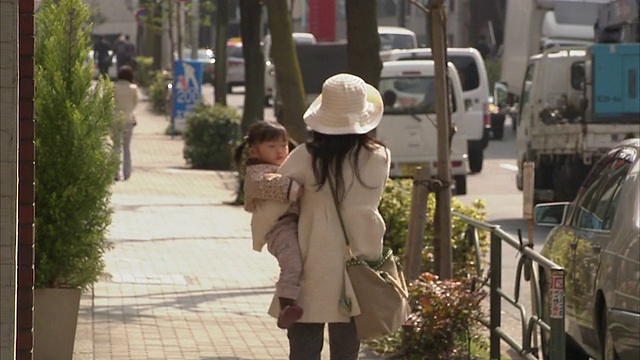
377;60;468;194
377;26;418;50
380;47;490;173
263;33;317;104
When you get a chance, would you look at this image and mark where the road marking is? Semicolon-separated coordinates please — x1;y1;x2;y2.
500;163;519;172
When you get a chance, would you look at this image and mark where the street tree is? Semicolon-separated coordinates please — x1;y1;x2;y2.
345;0;382;87
238;0;265;133
264;0;307;143
214;0;229;105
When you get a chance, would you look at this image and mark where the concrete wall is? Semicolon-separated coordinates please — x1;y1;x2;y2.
0;0;19;358
84;0;137;40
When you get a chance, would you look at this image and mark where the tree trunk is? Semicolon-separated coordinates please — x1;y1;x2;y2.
265;0;307;143
345;0;382;88
239;0;265;133
214;0;229;105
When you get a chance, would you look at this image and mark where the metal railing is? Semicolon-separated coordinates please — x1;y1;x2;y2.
452;211;566;360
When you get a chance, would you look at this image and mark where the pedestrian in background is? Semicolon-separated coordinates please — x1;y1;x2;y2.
113;65;138;180
114;34;136;70
236;121;305;330
93;35;112;77
272;73;390;359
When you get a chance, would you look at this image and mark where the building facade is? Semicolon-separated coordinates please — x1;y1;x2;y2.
1;0;36;359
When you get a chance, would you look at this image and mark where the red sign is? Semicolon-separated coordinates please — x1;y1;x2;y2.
135;8;147;26
308;0;335;42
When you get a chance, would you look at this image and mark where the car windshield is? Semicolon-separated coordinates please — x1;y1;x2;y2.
380;34;416;50
380;77;437;114
380;76;457;114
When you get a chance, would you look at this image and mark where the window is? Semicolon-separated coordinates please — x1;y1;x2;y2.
448;55;480;92
380;76;457;114
570;62;585;90
519;64;536;113
573;151;632;230
396;54;480;91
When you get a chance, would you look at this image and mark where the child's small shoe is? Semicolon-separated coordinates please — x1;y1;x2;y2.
277;305;303;329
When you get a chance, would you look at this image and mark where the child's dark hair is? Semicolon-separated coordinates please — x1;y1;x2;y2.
233;121;289;165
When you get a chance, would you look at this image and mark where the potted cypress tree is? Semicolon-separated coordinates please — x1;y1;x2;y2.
33;0;119;358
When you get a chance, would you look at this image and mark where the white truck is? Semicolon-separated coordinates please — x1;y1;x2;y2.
499;0;599;100
514;0;640;203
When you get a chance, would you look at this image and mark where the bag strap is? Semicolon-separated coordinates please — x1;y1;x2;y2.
327;175;350;248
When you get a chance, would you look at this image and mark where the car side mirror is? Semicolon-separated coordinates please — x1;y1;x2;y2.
534;202;569;226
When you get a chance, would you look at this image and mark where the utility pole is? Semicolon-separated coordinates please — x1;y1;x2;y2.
429;0;453;279
191;0;200;59
406;0;453;279
398;0;406;28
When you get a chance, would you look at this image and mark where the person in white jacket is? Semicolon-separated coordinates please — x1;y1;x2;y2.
267;73;390;359
113;65;138;180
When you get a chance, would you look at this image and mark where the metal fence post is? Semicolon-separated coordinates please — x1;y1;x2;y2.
549;268;566;360
490;231;502;359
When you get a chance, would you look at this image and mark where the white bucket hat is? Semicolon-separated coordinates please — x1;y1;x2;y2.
303;73;383;135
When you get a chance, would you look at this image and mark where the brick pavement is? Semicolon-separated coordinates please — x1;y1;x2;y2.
72;93;383;360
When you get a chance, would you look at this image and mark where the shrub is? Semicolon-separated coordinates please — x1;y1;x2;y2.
134;56;154;88
148;70;172;114
485;59;502;93
183;103;242;169
378;179;488;278
400;273;486;359
34;0;119;289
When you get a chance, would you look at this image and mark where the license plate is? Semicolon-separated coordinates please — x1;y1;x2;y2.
401;163;425;177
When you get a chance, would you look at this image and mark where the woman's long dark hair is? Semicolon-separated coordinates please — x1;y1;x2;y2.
306;131;386;201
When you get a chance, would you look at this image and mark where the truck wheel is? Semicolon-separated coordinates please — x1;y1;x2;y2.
453;175;467;195
469;151;483;173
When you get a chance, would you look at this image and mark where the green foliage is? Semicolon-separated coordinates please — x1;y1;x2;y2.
34;0;119;289
399;273;486;359
148;70;172;113
378;179;488;278
183;103;242;169
370;179;490;357
134;56;154;88
485;59;502;93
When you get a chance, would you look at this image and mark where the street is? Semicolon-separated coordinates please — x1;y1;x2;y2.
213;86;556;359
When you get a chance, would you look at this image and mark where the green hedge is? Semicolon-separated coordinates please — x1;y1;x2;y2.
183;103;242;169
379;179;488;278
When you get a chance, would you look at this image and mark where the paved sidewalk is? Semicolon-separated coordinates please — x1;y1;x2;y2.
72;95;383;360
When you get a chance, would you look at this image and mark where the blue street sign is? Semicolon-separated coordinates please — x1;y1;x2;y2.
172;59;204;134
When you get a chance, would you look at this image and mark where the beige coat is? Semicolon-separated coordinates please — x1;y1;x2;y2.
267;143;390;323
113;81;138;124
244;162;300;251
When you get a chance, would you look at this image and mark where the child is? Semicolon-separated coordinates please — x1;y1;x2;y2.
235;121;304;329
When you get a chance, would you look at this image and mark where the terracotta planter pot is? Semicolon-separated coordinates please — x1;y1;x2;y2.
34;288;82;360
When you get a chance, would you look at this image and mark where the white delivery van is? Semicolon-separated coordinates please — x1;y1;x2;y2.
380;47;490;173
377;60;468;195
377;26;418;50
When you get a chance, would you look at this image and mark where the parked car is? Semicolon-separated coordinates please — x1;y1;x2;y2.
181;48;215;84
225;41;245;93
534;138;640;360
